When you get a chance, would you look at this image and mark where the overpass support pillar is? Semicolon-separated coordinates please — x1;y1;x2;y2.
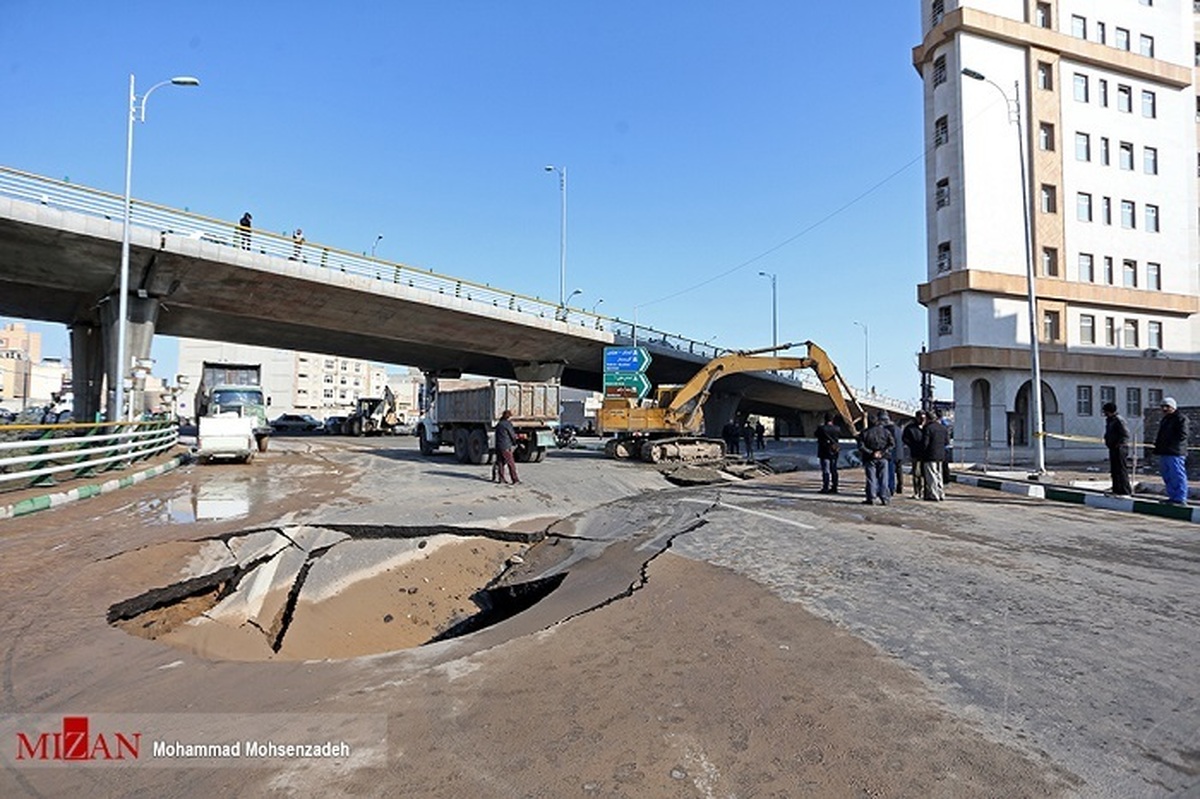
701;391;742;438
510;360;566;383
99;294;160;420
69;323;105;423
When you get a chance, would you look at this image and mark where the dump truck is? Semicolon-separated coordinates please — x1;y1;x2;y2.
343;386;403;436
195;362;271;453
416;378;559;464
599;341;867;463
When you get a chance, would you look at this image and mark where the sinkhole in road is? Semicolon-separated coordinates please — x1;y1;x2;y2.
106;523;563;661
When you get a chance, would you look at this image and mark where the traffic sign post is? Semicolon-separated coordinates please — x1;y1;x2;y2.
603;346;653;400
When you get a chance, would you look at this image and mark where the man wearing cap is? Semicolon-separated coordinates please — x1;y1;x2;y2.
1154;397;1189;505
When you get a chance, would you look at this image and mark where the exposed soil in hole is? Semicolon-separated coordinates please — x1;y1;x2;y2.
108;524;554;662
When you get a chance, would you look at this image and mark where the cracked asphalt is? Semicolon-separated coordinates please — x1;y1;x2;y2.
0;435;1197;797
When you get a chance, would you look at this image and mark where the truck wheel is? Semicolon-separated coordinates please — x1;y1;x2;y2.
350;418;364;437
532;447;546;463
417;425;436;456
243;451;255;464
256;435;269;453
453;429;470;463
467;429;488;465
514;445;531;463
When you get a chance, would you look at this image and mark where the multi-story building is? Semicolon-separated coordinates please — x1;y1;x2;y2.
914;0;1199;464
176;339;393;421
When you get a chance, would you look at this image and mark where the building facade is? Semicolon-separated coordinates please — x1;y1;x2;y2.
914;0;1200;464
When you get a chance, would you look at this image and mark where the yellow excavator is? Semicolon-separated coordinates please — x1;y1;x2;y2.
599;341;867;463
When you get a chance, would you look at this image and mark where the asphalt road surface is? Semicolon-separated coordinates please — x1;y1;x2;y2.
0;434;1196;798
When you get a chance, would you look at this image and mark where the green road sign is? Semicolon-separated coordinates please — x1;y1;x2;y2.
603;371;652;400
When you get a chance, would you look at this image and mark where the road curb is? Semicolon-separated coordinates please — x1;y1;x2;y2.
952;472;1198;524
0;455;187;521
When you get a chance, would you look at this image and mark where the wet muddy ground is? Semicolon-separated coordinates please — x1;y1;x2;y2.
1;435;1196;797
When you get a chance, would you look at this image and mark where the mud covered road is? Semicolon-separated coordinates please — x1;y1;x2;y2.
1;435;1197;797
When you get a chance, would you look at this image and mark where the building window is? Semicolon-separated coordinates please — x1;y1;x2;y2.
1038;122;1055;151
1075;132;1090;161
1100;385;1116;406
1142;90;1156;118
1121;200;1135;229
1036;3;1051;28
1147;261;1161;290
935;178;950;208
1102;197;1112;225
1104;318;1116;346
933;55;947;86
1040;184;1057;213
1119;141;1134;170
1098;78;1108;107
1149;388;1164;408
1117;84;1131;112
1042;247;1059;277
1104;256;1115;285
1077;192;1092;221
1073;73;1089;102
1071;15;1086;38
1115;28;1130;51
1145;204;1159;232
1126;387;1142;417
1077;385;1094;415
1095;21;1106;45
931;0;945;26
1140;35;1154;58
1043;310;1062;342
1079;253;1095;282
938;306;952;335
1037;62;1053;90
1123;259;1138;287
1148;321;1163;350
1144;146;1158;175
934;115;949;146
1100;137;1110;165
1080;315;1096;345
936;241;952;273
1123;319;1139;348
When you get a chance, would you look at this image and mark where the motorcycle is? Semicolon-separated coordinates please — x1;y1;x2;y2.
555;424;578;449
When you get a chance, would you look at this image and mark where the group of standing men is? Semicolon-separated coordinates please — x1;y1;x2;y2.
1103;397;1191;504
816;410;950;505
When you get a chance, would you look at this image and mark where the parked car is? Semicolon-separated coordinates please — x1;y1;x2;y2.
271;413;322;433
323;415;347;435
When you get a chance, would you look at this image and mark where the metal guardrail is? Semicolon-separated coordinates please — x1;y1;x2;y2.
0;164;915;411
0;419;178;493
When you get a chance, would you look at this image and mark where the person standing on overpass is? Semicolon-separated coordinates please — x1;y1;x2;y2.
494;409;520;485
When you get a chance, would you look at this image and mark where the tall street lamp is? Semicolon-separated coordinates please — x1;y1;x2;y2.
544;164;567;308
962;67;1045;473
591;298;604;313
115;73;199;421
371;234;383;258
853;320;869;392
757;271;778;351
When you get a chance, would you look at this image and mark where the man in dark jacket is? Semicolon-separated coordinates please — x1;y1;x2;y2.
902;411;928;499
1102;401;1132;496
815;412;842;494
858;414;894;505
922;416;950;501
494;409;520;484
1154;397;1189;504
879;412;903;495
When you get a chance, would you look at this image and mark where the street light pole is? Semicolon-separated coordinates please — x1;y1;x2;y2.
853;320;869;391
371;234;383;258
544;164;567;308
757;271;777;351
115;73;199;422
962;68;1045;474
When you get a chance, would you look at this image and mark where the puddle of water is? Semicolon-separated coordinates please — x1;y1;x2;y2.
157;481;254;524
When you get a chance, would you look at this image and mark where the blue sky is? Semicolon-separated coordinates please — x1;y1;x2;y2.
1;1;938;402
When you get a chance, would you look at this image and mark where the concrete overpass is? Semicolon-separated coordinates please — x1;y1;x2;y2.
0;166;912;430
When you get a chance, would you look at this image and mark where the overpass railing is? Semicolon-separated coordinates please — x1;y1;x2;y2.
0;419;178;494
0;165;911;410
